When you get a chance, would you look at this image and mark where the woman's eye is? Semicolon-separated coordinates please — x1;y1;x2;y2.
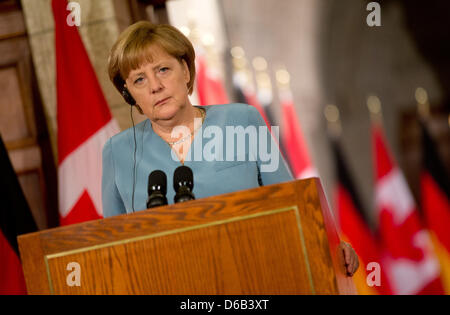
134;77;144;84
160;67;169;73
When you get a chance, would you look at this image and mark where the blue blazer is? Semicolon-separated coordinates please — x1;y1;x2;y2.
102;103;293;217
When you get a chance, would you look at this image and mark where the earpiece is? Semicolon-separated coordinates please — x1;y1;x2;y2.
122;87;136;106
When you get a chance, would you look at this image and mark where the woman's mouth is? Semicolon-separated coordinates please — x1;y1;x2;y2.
155;97;170;107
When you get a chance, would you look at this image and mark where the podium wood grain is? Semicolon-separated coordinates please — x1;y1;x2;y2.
18;178;356;294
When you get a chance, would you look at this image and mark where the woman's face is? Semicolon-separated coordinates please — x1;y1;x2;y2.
125;44;191;123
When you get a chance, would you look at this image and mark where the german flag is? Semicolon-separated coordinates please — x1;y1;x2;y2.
331;137;392;294
420;121;450;293
0;136;37;294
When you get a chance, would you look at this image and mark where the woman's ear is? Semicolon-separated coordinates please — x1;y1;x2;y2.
181;59;190;84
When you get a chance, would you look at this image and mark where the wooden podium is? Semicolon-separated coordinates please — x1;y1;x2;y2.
18;178;356;295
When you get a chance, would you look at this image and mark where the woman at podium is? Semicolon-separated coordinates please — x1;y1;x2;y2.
103;21;292;215
102;21;359;277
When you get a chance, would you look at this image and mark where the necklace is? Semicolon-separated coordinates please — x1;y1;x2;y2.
167;107;206;146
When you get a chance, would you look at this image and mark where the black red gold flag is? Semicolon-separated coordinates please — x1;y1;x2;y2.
0;136;37;294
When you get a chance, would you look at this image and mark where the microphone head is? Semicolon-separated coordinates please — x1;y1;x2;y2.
173;165;194;193
148;170;167;195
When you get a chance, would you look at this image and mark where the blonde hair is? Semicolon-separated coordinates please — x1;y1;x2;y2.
108;21;196;95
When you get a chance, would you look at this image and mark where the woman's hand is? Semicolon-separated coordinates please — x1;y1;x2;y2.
340;241;360;277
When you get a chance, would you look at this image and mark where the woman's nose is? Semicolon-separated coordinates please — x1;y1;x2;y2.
149;77;163;93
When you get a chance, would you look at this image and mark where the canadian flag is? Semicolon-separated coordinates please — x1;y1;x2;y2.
53;0;119;225
279;88;316;179
232;69;271;129
372;124;443;294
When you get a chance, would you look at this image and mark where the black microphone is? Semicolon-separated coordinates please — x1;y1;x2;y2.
173;166;195;203
147;170;168;208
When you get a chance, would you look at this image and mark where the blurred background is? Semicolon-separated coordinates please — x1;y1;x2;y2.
0;0;449;294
